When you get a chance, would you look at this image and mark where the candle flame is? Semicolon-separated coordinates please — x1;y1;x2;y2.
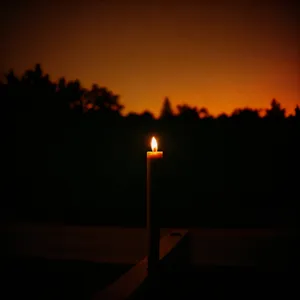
151;137;158;152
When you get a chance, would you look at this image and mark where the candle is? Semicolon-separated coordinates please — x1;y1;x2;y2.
146;136;163;276
147;136;163;159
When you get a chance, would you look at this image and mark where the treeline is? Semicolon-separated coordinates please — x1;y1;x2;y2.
1;63;300;123
2;64;300;228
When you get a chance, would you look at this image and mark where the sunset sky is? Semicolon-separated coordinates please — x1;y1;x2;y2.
1;0;299;116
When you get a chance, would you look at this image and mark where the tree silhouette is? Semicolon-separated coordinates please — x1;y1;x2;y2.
231;107;260;122
2;64;127;122
295;105;300;120
199;107;210;119
217;113;229;121
26;64;56;115
126;112;139;119
176;104;199;121
5;64;57;118
0;80;7;114
85;84;124;117
56;78;84;115
140;110;155;121
159;97;174;120
265;99;286;119
5;70;22;112
5;70;19;85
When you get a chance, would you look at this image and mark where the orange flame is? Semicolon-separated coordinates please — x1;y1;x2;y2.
151;137;158;152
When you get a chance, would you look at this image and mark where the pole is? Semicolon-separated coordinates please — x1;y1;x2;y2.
147;157;160;276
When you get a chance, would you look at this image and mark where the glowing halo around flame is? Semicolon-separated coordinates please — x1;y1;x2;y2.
151;137;158;152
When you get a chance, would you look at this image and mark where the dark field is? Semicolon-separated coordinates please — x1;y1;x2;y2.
130;265;298;300
1;257;133;300
1;226;298;300
2;258;297;300
7;117;299;228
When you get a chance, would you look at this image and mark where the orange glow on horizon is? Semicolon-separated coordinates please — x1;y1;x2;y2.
1;1;299;117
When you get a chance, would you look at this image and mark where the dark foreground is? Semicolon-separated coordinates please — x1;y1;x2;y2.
130;265;298;300
2;258;298;300
1;258;132;300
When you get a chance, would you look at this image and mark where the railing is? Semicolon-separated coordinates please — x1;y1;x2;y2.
92;230;189;300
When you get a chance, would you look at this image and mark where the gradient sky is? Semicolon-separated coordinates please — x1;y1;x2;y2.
1;0;299;116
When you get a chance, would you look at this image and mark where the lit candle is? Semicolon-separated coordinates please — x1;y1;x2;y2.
146;136;163;276
147;136;163;159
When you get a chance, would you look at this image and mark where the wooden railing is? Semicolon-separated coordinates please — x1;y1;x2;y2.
92;229;189;300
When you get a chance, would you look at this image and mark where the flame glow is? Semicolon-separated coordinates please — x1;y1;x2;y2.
151;137;158;152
